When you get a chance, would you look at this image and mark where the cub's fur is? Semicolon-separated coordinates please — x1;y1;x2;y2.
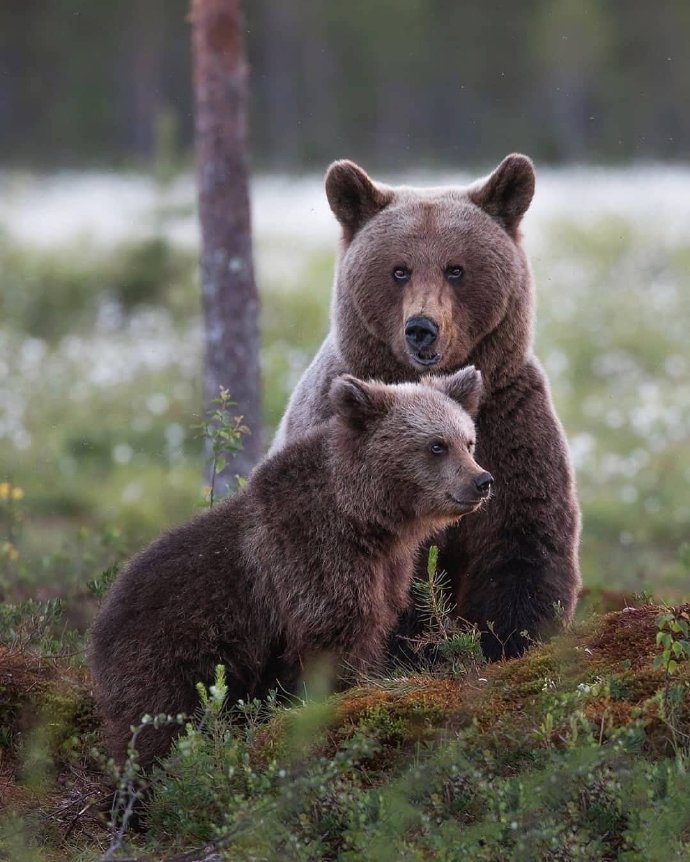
90;368;489;767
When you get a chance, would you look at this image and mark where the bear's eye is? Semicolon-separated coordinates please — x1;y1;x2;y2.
468;441;476;454
429;441;448;456
392;266;411;284
445;265;465;283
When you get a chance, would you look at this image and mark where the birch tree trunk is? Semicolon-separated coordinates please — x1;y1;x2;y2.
191;0;262;488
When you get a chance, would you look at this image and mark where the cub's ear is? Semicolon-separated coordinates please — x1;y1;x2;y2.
330;375;390;431
468;153;535;238
435;366;483;418
325;160;393;242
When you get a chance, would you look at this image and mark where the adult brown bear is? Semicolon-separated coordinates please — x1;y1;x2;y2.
270;154;581;660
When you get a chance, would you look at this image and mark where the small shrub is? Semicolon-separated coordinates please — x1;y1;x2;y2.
0;598;64;653
194;386;250;505
654;609;690;676
86;563;119;600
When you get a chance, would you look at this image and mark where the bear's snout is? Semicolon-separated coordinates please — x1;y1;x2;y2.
448;471;494;513
404;316;438;356
474;471;494;497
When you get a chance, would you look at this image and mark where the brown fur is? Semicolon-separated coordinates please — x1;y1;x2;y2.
270;154;581;660
89;368;488;767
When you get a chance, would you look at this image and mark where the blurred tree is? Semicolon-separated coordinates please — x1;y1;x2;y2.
191;0;262;485
533;0;610;161
128;0;167;159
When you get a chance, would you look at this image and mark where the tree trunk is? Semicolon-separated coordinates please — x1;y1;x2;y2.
130;0;166;160
190;0;262;488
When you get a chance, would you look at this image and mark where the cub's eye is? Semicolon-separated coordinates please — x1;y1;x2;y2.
445;265;465;283
468;441;476;454
392;266;411;283
429;441;448;456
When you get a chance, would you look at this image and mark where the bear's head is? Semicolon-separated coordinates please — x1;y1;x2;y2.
326;155;535;388
329;365;492;528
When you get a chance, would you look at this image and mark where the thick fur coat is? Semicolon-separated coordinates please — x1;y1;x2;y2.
90;368;489;767
270;154;581;660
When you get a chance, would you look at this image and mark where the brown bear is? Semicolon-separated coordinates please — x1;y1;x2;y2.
270;154;581;660
89;367;490;767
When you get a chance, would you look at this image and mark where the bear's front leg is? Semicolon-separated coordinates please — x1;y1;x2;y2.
442;359;581;660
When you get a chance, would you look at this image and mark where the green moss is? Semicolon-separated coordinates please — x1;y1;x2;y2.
4;597;690;860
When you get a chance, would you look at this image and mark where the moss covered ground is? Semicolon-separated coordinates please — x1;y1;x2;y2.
2;598;690;861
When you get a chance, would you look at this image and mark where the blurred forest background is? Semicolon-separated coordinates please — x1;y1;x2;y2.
2;0;690;170
0;1;689;613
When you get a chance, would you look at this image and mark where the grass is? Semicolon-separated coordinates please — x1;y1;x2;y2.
1;203;688;597
535;216;690;594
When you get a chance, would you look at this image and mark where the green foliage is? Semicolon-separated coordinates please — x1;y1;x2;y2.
0;597;65;653
0;236;196;341
194;387;250;506
412;545;454;632
108;237;188;311
409;546;485;675
86;563;120;600
104;712;185;861
0;815;51;862
0;480;25;587
535;216;690;593
144;649;690;860
195;663;228;715
2;603;690;859
0;240;97;340
259;244;332;429
654;609;690;676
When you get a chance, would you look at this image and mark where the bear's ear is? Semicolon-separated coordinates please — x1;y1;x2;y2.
468;154;535;238
330;375;390;431
436;366;483;418
325;160;393;242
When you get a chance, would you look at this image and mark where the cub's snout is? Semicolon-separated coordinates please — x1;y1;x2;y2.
474;471;494;497
448;468;493;515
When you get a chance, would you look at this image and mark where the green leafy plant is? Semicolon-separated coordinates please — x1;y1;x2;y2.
194;387;250;507
86;563;120;600
0;480;25;586
195;662;228;718
653;609;690;676
650;603;690;759
102;712;185;861
0;597;65;652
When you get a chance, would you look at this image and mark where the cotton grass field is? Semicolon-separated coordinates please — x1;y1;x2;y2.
1;165;688;600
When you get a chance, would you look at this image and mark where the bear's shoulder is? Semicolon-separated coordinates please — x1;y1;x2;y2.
269;334;347;454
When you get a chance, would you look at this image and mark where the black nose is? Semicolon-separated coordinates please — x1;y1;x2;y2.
404;316;438;352
474;472;494;496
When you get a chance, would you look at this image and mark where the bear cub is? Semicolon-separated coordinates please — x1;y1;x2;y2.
89;367;491;767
